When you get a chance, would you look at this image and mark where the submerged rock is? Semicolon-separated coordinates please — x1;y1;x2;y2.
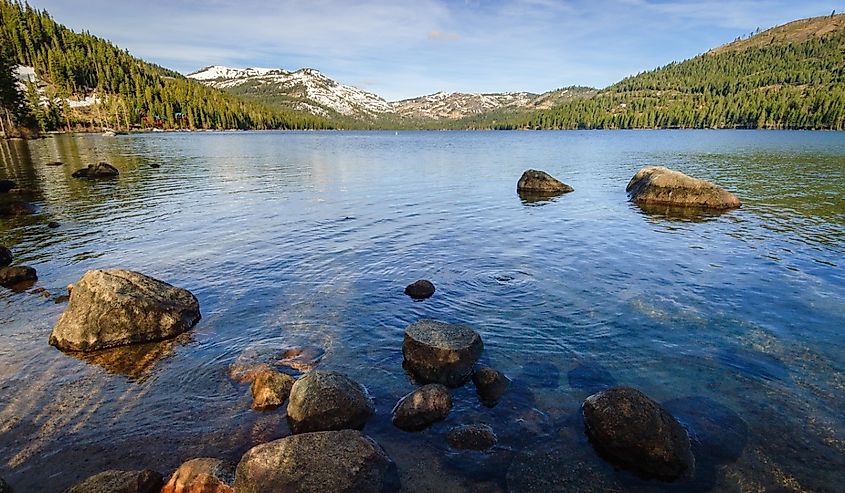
402;319;483;387
0;246;11;267
48;221;60;229
287;371;374;434
517;169;574;194
279;346;324;372
391;384;452;431
583;386;694;481
49;269;201;352
45;160;64;166
66;469;163;493
235;430;397;493
0;266;37;288
0;476;9;493
0;180;16;193
404;279;435;300
568;364;617;394
161;458;234;493
0;201;37;217
472;367;511;407
447;424;498;451
72;162;119;178
626;166;741;209
250;369;295;410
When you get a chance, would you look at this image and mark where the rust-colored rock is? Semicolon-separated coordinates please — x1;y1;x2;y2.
250;369;295;410
161;458;234;493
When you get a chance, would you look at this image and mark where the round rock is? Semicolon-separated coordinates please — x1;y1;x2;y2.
66;469;163;493
517;169;574;194
402;319;483;387
582;386;694;481
251;369;295;410
626;166;741;209
447;424;497;450
234;430;396;493
391;384;452;431
287;371;374;434
0;266;37;288
0;246;11;267
49;269;201;352
404;279;435;300
161;458;234;493
472;367;511;407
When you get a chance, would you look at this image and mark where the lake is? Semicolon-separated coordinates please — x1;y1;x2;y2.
1;130;843;492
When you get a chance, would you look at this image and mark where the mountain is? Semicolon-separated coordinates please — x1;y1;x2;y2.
0;0;329;132
187;65;392;120
500;13;845;130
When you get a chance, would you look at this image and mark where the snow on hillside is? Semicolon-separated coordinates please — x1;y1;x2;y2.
391;91;537;120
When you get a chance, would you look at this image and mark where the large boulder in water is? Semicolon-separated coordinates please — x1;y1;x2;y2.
391;383;452;431
582;386;694;481
287;371;374;434
234;430;397;493
517;170;574;194
66;469;163;493
402;319;483;387
49;269;201;351
0;266;37;288
72;162;119;178
161;458;234;493
0;246;12;267
626;166;740;209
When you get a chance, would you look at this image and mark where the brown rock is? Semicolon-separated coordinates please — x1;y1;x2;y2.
49;269;201;352
65;469;163;493
234;430;397;493
402;320;483;387
0;266;37;288
161;458;234;493
391;384;452;431
447;424;497;450
279;346;324;372
583;386;694;481
517;170;574;194
626;166;741;209
287;371;374;434
250;369;295;410
404;280;435;300
472;367;511;407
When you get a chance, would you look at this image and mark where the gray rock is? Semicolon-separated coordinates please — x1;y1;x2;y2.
161;457;234;493
49;269;201;352
391;384;452;431
250;369;295;410
583;386;694;481
72;162;119;179
472;367;510;407
447;424;497;450
626;166;741;209
402;319;483;387
0;246;11;267
65;469;163;493
404;279;435;299
234;430;397;493
287;371;374;434
0;266;37;288
517;170;574;194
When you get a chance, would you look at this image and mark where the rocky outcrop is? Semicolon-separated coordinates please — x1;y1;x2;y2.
404;280;435;300
72;162;119;179
287;371;374;433
472;367;510;407
0;246;11;267
402;320;483;387
0;266;37;288
583;386;694;481
517;170;574;194
447;424;497;450
626;166;741;209
391;384;452;431
49;269;201;352
65;469;163;493
0;180;16;193
161;458;234;493
234;430;397;493
250;369;295;410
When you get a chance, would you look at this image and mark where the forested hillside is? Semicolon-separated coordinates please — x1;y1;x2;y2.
498;14;845;130
0;0;329;131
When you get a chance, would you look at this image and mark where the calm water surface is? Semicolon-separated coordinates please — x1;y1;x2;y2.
1;130;843;492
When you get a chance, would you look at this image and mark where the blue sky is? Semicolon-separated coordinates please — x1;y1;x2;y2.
27;0;843;100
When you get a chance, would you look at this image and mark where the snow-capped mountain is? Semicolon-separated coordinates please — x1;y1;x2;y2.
392;91;536;120
187;65;392;118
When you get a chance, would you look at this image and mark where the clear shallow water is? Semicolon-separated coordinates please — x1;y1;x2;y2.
0;130;843;492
